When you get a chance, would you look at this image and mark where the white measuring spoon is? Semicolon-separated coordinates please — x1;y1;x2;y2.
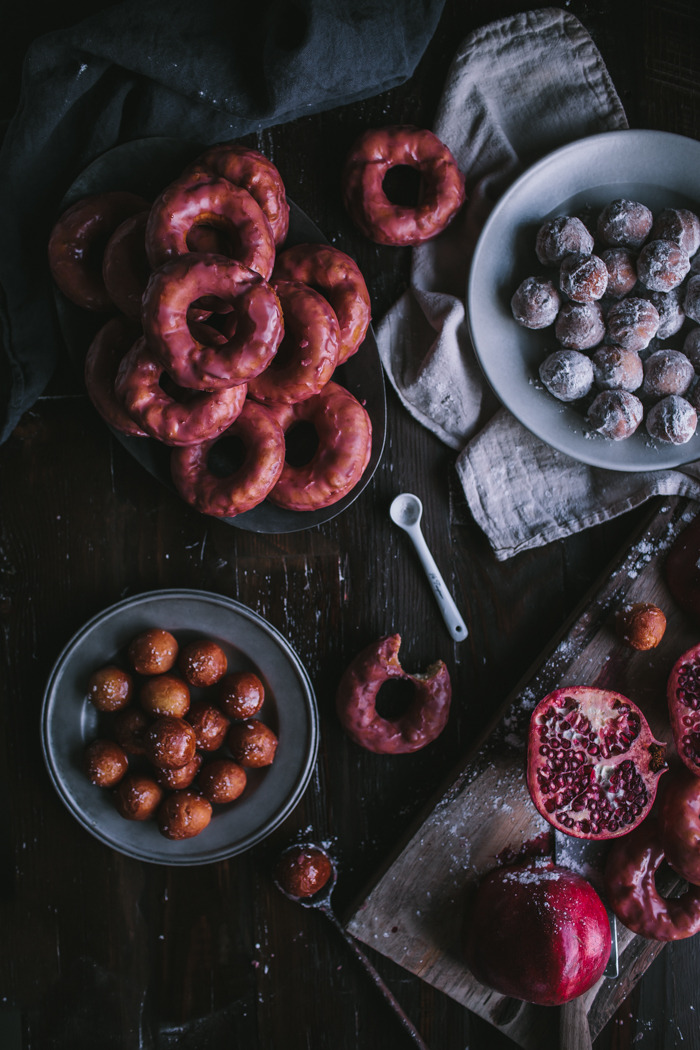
389;493;468;643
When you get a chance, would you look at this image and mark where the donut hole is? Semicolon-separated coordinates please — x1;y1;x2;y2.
284;420;319;467
266;329;298;372
382;165;422;207
207;434;248;477
375;677;415;719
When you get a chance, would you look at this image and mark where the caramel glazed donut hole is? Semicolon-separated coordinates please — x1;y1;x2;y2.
272;243;371;365
48;190;150;312
265;381;372;511
171;399;286;518
342;124;466;246
141;253;284;391
335;634;452;754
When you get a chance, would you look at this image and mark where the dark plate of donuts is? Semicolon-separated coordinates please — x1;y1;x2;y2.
468;129;700;470
41;589;319;865
53;137;386;531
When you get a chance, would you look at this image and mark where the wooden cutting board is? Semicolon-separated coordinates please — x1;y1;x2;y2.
344;495;700;1048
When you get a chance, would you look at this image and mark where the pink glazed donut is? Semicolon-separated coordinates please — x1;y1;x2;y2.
141;253;283;391
272;243;371;364
341;124;465;246
115;336;247;446
171;399;286;518
183;142;290;246
145;171;276;279
266;381;372;511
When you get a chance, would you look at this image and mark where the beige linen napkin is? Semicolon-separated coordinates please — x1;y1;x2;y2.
376;6;700;560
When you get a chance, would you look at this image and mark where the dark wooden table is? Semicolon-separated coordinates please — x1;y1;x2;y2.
2;2;699;1048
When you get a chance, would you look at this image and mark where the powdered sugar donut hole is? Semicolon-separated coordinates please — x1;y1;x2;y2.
684;274;700;324
606;297;660;352
642;349;695;399
539;350;593;402
535;215;594;266
587;389;643;440
559;252;608;302
591;345;643;392
637;239;690;292
600;247;637;299
643;287;686;339
597;199;653;250
650;208;700;257
554;301;605;350
683;327;700;370
510;276;560;329
646;394;697;444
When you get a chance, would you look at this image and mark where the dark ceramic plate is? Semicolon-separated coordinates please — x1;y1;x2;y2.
41;590;319;865
55;137;386;531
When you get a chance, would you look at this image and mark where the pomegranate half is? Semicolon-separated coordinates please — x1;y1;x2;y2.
463;859;611;1005
527;686;666;839
666;643;700;775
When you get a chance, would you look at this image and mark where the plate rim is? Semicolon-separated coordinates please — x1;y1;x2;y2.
40;588;320;866
467;127;700;472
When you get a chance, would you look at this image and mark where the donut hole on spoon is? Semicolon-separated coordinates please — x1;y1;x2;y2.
283;419;319;467
381;164;423;208
374;677;416;720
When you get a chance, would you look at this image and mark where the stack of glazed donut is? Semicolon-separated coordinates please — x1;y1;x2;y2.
48;142;374;519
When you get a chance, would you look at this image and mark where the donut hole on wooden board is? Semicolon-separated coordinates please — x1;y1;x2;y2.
382;164;423;207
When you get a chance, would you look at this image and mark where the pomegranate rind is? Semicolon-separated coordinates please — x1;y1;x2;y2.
463;859;611;1006
526;685;666;840
666;643;700;775
659;766;700;883
335;634;451;754
604;817;700;940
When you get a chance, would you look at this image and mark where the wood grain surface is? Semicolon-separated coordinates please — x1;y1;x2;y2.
346;496;699;1048
1;3;700;1050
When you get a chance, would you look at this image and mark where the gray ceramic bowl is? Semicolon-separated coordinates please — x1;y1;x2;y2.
41;590;319;865
468;129;700;471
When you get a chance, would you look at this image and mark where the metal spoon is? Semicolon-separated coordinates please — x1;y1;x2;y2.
274;844;431;1050
389;493;468;643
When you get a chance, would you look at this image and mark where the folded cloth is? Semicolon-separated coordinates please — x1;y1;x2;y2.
0;0;445;444
376;6;700;560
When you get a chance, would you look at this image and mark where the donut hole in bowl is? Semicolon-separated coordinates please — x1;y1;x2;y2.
283;419;319;467
382;165;423;208
206;433;248;478
374;677;416;720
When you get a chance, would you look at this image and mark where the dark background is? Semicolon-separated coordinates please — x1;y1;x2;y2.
1;2;699;1048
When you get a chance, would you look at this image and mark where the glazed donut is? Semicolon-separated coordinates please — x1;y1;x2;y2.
145;171;276;279
272;244;371;364
102;210;151;320
341;124;466;247
335;634;452;754
48;190;150;311
604;818;700;940
114;336;247;446
265;381;372;511
247;280;340;404
183;142;290;246
141;253;284;391
84;316;148;437
171;399;286;517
